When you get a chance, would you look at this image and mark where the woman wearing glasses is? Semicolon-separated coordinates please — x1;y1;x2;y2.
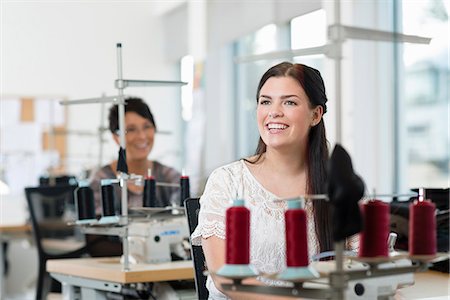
89;97;181;216
87;98;183;300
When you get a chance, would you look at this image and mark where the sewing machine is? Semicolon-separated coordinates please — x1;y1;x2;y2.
338;257;414;299
128;213;190;264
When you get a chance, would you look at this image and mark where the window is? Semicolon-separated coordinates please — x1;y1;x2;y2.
400;0;449;188
290;9;327;90
234;24;288;158
291;9;326;49
234;11;328;159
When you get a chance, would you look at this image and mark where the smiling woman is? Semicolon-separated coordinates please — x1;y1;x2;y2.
190;62;348;300
89;97;181;216
256;76;323;152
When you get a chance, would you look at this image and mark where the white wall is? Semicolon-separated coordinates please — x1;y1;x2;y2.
2;2;181;177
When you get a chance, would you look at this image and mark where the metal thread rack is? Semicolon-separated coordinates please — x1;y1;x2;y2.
220;187;447;299
221;247;448;299
61;43;186;270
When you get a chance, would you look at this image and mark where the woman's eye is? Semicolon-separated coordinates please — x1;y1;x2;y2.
143;124;154;131
259;99;270;105
126;127;137;134
285;100;297;106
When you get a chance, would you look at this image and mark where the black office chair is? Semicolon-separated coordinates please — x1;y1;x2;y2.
25;185;90;300
184;198;209;300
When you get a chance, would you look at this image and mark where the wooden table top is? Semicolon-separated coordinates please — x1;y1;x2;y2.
47;257;195;284
0;224;32;241
396;270;449;299
0;224;31;233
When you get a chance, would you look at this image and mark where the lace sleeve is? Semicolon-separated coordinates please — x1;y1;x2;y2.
346;233;360;252
191;166;237;246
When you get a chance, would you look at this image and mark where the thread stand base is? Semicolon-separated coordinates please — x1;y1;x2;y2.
277;265;320;282
410;252;450;263
98;215;120;225
349;252;449;265
216;264;258;279
75;219;98;225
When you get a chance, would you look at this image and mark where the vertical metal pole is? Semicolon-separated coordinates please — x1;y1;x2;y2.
116;43;129;271
333;5;345;299
393;1;401;192
117;44;126;165
334;0;342;144
334;241;345;300
98;94;106;169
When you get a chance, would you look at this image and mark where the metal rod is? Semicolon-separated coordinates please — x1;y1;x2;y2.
337;25;431;44
59;96;124;105
122;226;130;271
116;43;129;272
156;182;181;188
334;0;342;144
221;283;330;299
363;192;417;199
272;194;329;203
127;173;181;188
98;95;106;168
156;130;172;135
333;241;345;300
273;191;417;203
117;79;187;88
48;129;103;137
234;45;330;64
234;26;430;66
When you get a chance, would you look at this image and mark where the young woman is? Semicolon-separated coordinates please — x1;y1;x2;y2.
192;62;333;299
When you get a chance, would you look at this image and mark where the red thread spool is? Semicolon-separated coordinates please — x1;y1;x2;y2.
285;200;308;267
409;199;436;255
359;200;390;258
226;199;250;265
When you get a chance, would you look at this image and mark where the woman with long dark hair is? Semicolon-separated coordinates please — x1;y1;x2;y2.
192;62;335;299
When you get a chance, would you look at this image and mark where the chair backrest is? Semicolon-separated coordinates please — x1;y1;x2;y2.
25;185;84;256
26;184;89;300
184;197;209;300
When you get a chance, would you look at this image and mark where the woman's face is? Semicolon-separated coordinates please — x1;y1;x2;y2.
257;76;322;152
113;111;155;161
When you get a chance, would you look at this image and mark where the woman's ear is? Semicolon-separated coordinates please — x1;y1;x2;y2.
311;105;324;126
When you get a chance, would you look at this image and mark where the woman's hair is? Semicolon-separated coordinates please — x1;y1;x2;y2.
108;97;156;133
249;62;333;253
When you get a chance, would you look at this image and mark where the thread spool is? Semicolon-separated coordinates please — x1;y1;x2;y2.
285;199;309;266
98;179;120;224
74;181;96;223
216;199;257;278
143;170;156;207
226;199;250;264
101;183;116;216
409;189;436;256
359;199;390;258
101;180;116;217
180;175;190;207
277;198;318;281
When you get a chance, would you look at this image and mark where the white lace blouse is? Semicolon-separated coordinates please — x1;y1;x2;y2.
191;160;319;299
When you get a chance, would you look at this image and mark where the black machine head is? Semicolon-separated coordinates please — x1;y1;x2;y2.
328;144;365;241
